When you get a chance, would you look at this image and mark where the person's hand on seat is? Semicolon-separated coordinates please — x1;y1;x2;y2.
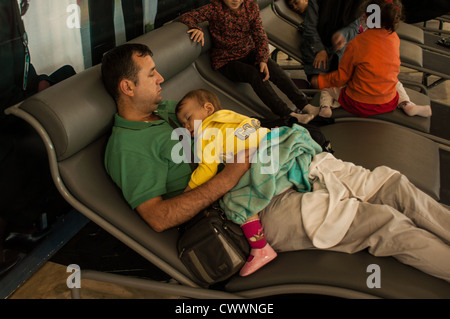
187;28;205;46
313;50;328;70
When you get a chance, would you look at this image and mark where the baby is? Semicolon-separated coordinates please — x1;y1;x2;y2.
176;89;277;277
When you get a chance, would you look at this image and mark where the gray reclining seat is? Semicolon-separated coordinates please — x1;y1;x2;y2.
5;21;450;298
257;0;434;135
396;22;450;57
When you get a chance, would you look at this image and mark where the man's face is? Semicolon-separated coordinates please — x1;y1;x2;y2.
132;53;164;113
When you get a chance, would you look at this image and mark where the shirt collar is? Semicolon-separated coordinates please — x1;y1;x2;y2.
114;107;170;130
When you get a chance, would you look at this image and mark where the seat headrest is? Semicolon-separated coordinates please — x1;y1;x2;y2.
129;21;210;81
20;65;116;161
19;21;212;161
257;0;273;10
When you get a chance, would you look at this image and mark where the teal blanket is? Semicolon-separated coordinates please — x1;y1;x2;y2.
220;124;323;224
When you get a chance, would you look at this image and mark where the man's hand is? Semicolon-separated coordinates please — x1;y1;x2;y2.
259;62;270;82
313;50;328;70
187;29;204;46
136;150;251;232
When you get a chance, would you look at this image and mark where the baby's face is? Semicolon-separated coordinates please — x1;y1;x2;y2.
176;98;211;137
290;0;308;14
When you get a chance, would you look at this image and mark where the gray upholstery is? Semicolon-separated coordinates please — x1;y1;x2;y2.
397;22;425;44
258;0;304;62
19;66;115;161
321;122;440;200
400;40;424;67
6;20;450;298
272;0;304;28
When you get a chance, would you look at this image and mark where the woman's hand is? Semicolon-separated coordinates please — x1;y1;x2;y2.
187;29;204;46
313;50;328;70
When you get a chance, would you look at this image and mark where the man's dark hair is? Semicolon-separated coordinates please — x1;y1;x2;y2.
101;43;153;101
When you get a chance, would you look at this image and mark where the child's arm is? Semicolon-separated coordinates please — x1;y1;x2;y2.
302;0;326;58
316;41;356;89
188;162;220;190
250;3;270;68
333;18;361;52
179;4;214;47
178;3;214;31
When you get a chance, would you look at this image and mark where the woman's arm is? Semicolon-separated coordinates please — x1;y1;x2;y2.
317;41;356;89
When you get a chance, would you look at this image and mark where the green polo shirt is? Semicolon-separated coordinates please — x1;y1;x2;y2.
104;100;192;209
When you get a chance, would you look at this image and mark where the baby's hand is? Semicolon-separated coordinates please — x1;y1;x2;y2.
187;29;204;46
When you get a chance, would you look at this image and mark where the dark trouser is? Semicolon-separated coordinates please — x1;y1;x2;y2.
217;52;308;118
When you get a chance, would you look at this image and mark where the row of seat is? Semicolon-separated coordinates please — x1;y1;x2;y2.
5;16;450;298
261;0;450;146
270;0;450;89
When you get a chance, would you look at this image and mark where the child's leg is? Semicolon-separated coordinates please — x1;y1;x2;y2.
396;81;432;117
239;214;277;276
319;87;342;118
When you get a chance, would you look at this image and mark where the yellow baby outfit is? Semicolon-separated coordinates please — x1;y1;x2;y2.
189;109;270;189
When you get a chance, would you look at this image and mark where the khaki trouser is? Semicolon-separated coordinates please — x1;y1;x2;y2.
260;173;450;282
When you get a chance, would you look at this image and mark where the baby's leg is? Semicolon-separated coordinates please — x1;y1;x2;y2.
397;81;432;117
239;214;277;276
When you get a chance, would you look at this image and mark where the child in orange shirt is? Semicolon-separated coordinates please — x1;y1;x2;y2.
311;0;431;118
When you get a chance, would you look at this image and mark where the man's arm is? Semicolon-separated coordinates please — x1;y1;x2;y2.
136;160;249;232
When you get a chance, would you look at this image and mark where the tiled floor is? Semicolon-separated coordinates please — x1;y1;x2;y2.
8;261;179;299
5;24;450;300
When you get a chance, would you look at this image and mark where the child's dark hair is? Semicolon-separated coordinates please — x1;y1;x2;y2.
176;89;222;113
361;0;403;32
